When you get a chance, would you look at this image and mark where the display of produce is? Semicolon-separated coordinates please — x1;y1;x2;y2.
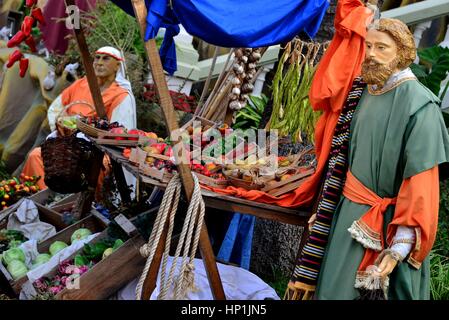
0;174;41;210
32;237;124;298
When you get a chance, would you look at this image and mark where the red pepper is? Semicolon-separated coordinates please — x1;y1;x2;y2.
19;58;29;78
24;36;37;52
21;16;35;37
26;0;37;7
31;8;46;26
6;50;23;68
7;31;26;48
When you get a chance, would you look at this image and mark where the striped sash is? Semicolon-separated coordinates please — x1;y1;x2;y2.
285;77;366;299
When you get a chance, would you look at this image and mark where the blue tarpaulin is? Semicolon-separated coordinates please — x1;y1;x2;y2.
110;0;329;74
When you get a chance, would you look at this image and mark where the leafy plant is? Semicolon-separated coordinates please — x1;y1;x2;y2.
410;46;449;101
233;94;268;130
430;252;449;300
430;180;449;300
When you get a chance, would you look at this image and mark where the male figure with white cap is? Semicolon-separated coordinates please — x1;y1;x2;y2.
22;46;137;190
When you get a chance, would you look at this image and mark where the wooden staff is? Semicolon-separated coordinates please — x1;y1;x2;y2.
65;0;106;118
130;0;225;300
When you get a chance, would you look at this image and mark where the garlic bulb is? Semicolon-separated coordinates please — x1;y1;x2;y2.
248;63;257;70
230;94;239;100
229;101;242;110
251;52;261;60
232;87;241;95
242;83;254;93
231;77;241;85
241;56;248;63
235;49;244;58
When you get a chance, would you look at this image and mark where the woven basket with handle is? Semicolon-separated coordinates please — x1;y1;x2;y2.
41;101;97;194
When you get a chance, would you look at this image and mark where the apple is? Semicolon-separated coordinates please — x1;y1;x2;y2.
110;127;125;140
205;163;217;172
280;174;292;181
146;147;159;155
164;146;174;157
145;132;158;140
145;157;155;165
151;143;167;154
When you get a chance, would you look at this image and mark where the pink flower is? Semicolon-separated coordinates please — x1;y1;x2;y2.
48;286;63;295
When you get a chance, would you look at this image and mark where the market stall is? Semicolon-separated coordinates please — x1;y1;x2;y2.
1;0;331;300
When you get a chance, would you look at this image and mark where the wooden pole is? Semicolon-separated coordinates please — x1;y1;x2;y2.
131;0;226;300
65;0;106;118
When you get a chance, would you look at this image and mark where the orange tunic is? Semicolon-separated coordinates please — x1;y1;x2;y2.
22;78;128;190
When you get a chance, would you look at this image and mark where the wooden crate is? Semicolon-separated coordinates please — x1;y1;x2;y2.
28;229;146;300
0;202;67;232
196;173;228;189
29;189;79;209
0;214;107;295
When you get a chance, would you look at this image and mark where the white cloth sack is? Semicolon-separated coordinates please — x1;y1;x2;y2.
115;256;280;300
7;199;56;242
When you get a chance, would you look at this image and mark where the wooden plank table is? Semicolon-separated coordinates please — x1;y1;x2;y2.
96;143;312;227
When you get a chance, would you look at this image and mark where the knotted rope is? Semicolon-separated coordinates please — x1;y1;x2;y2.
135;172;206;300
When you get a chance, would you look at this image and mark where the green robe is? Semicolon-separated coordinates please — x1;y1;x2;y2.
315;79;449;300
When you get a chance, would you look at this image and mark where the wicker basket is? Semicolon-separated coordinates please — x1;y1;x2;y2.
41;135;95;194
42;101;97;194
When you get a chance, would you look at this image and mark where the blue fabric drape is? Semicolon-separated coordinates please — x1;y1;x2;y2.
111;0;329;82
217;213;256;270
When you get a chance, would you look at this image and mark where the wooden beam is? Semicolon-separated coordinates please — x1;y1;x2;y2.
65;0;106;118
131;0;226;300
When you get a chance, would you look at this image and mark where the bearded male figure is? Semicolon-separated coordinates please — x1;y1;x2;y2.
314;18;449;300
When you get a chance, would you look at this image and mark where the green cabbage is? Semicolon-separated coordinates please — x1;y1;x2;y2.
7;260;28;280
71;228;92;244
112;239;124;251
49;241;68;256
31;253;51;269
2;248;25;265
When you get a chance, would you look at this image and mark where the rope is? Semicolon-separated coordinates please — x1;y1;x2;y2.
135;173;181;299
135;172;206;300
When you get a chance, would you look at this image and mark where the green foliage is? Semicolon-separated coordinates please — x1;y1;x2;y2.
263;265;289;299
233;95;268;130
411;46;449;100
434;180;449;256
430;252;449;300
430;180;449;300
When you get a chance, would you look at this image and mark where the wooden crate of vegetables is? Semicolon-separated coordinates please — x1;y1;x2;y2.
0;214;108;295
29;189;79;209
27;228;145;300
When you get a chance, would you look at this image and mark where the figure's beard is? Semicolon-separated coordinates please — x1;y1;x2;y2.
361;58;399;86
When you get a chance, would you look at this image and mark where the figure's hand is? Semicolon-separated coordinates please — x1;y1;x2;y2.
373;253;398;279
308;213;317;232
